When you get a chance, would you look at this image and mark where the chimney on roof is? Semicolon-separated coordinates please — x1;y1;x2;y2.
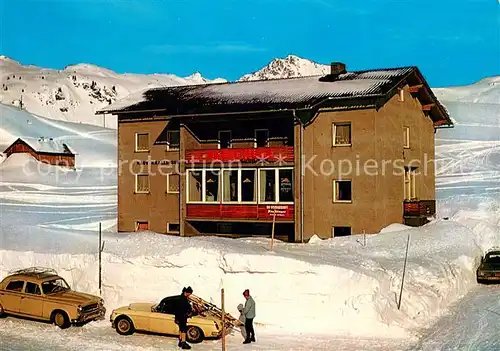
319;62;347;82
330;62;346;76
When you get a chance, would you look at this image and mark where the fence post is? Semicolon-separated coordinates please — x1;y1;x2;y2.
270;211;276;250
398;233;411;310
98;222;102;296
221;288;226;351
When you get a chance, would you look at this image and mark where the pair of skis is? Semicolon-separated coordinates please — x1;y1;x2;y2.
188;294;243;329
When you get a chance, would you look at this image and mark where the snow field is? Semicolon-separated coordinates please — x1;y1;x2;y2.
0;218;494;341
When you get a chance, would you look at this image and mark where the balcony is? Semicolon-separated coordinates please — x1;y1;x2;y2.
185;146;294;164
186;204;294;221
403;200;436;226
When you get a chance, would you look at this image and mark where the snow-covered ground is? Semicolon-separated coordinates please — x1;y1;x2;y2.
409;285;500;351
0;72;499;349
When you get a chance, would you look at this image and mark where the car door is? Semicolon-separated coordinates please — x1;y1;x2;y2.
1;280;25;313
148;310;179;336
19;282;44;318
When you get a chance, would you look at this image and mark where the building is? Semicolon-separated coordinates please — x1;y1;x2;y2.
97;62;453;241
3;137;76;168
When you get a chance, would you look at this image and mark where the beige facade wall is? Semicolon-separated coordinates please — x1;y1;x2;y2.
116;86;436;240
118;120;180;234
302;85;435;239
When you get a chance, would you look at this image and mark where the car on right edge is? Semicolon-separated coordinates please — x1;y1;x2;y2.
477;249;500;284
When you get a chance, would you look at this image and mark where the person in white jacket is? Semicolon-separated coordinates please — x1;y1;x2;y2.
241;289;256;344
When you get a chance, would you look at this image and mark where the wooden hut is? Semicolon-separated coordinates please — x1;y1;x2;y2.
3;137;75;168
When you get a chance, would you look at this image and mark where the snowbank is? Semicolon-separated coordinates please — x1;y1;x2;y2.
379;223;412;233
0;219;493;340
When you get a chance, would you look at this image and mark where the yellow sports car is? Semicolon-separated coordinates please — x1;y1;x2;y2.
110;300;223;343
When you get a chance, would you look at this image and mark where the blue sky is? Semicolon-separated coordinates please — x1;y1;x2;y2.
1;0;498;87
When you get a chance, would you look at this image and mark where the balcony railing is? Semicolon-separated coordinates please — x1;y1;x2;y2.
403;200;436;217
186;204;294;221
185;146;294;164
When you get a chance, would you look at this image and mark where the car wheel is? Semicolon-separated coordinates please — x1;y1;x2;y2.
115;316;135;336
186;326;204;343
52;311;70;329
0;302;5;318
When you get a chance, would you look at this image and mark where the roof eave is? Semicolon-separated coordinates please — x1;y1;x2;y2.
410;67;454;127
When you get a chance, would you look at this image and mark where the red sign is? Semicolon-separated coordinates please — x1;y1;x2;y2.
263;205;291;217
186;204;294;220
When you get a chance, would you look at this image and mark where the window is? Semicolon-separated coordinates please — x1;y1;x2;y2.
167;223;180;234
333;226;351;237
241;170;257;202
404;167;416;200
135;133;149;152
25;282;41;295
332;123;351;146
41;278;70;294
279;169;294;202
5;280;24;292
186;168;291;204
333;180;352;202
218;130;232;149
167;131;180;151
259;169;276;202
223;170;239;202
167;173;180;194
255;129;269;148
187;171;203;202
135;174;149;193
205;170;220;202
258;168;294;203
403;127;410;148
135;221;149;231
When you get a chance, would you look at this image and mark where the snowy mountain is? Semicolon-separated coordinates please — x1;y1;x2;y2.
0;55;226;129
2;52;498;132
238;54;330;81
433;76;500;105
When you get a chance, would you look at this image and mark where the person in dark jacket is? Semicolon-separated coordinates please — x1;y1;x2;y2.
174;286;194;349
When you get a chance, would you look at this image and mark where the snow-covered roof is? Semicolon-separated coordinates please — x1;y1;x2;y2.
98;67;411;113
6;137;75;155
97;66;452;127
97;88;151;114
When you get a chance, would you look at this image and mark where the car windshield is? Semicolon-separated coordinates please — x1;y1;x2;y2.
485;254;500;264
42;278;70;294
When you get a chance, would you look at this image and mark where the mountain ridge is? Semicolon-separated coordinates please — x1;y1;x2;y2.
1;54;498;129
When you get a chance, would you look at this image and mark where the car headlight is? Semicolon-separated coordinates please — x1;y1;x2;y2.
78;305;83;312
